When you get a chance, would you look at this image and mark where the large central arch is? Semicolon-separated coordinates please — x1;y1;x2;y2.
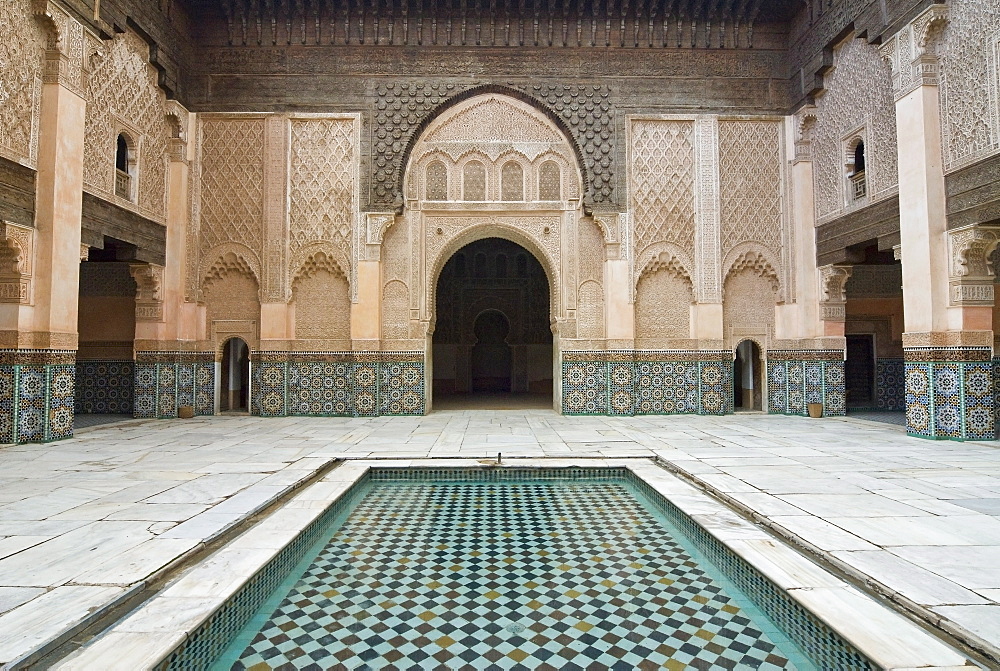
379;91;607;412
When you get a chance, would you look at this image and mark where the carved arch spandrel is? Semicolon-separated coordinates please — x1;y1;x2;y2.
199;244;262;301
635;242;694;288
721;244;781;294
289;243;351;290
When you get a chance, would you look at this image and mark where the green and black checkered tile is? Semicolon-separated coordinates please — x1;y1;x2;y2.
227;483;803;670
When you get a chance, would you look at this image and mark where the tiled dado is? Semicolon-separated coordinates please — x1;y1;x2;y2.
134;352;215;419
905;347;994;441
75;360;134;415
876;358;905;411
0;349;75;444
252;351;425;418
766;350;846;417
561;351;733;416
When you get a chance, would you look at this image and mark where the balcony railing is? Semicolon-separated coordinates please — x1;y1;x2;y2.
115;169;132;201
850;172;867;202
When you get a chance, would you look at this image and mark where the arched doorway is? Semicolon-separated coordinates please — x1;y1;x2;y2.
734;340;764;411
220;337;250;412
433;238;552;409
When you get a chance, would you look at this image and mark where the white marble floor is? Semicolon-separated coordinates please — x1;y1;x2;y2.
1;410;999;667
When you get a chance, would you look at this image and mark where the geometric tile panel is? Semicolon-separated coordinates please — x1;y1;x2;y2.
875;358;905;411
214;481;819;670
0;350;77;444
561;353;733;416
252;352;426;418
133;354;216;420
766;358;846;417
75;360;134;415
905;349;996;441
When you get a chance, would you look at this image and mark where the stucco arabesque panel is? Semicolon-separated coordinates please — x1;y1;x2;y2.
370;82;615;211
813;37;898;224
939;0;1000;172
83;29;170;224
288;113;361;302
0;0;45;168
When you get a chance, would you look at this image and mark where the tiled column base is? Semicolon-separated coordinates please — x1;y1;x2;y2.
134;352;215;419
252;351;425;418
905;347;994;440
766;350;846;416
75;360;134;414
0;350;75;443
561;351;733;416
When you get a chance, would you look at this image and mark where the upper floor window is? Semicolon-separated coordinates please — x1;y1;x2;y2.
426;161;448;200
463;161;486;201
501;161;524;201
846;136;866;202
538;161;561;200
115;133;135;202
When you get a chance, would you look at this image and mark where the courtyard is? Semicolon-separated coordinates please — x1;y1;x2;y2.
0;412;998;667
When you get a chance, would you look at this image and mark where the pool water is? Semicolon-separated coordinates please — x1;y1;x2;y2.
210;480;825;670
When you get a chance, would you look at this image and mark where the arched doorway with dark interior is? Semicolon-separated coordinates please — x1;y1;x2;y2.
433;238;553;409
734;339;764;411
220;337;250;412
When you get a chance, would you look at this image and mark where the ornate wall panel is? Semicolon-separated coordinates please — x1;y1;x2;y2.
635;268;693;345
813;38;898;223
629;120;695;258
0;0;45;167
289;116;359;276
203;272;261;345
723;267;778;343
718;120;783;258
83;29;170;223
293;269;351;341
382;280;410;341
198;117;266;256
939;0;1000;172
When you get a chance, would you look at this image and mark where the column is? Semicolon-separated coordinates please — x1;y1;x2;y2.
882;5;993;440
0;4;87;442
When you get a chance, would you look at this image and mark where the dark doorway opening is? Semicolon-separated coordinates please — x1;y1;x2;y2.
221;337;250;412
433;238;552;410
734;340;764;411
845;334;876;409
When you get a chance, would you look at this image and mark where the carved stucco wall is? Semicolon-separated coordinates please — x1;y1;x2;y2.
203;255;262;348
812;38;898;223
195;115;266;291
635;260;693;347
576;217;605;340
83;28;171;223
292;263;351;344
288;115;359;298
630;120;696;264
0;0;45;168
718;120;784;263
723;254;780;344
405;94;593;341
939;0;1000;172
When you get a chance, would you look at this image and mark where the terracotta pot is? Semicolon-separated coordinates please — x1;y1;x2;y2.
806;402;823;418
178;405;195;419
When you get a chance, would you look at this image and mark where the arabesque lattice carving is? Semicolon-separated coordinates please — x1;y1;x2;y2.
83;29;170;223
199;117;266;254
0;0;44;166
293;260;351;341
373;83;612;209
939;0;999;171
289;117;357;263
718;120;782;257
635;264;693;344
630;120;695;258
813;38;897;222
724;250;780;293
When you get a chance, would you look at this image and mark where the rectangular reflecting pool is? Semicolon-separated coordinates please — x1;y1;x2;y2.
161;468;875;670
